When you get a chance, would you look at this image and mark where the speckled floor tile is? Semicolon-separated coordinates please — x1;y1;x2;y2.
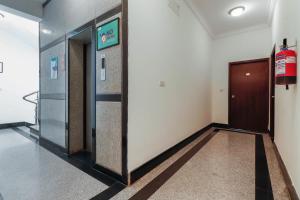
263;134;291;200
0;129;108;200
1;127;289;200
111;128;215;200
148;131;255;200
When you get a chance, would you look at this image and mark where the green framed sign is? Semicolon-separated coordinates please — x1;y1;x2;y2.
97;18;120;50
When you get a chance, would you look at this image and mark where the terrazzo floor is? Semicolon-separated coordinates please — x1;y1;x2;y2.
149;131;256;200
0;128;291;200
114;130;290;200
0;128;108;200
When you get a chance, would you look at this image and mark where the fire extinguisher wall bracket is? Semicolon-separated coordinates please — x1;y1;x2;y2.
275;38;297;89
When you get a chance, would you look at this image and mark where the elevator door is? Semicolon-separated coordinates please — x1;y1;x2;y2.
68;27;95;159
229;59;269;132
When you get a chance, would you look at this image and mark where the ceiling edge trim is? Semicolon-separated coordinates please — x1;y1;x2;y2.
214;24;271;40
267;0;278;25
183;0;215;39
0;4;42;22
42;0;52;8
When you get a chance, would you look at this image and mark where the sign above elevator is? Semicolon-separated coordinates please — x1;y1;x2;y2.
97;18;120;51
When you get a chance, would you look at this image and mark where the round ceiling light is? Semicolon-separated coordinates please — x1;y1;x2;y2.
42;29;52;34
228;6;246;17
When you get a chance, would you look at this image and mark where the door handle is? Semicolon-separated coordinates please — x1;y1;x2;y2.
232;95;236;99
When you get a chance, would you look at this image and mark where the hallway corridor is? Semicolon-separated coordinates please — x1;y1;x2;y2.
0;128;290;200
0;0;299;199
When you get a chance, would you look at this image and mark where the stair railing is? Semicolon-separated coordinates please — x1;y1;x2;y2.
23;91;39;125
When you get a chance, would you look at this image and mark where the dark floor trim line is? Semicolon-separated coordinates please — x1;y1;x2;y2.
0;126;126;200
129;130;218;200
130;124;213;184
212;123;268;134
90;182;126;200
217;128;264;136
39;136;68;154
39;136;118;186
0;122;28;130
12;127;38;142
273;143;299;200
28;126;40;136
212;123;266;135
24;122;35;127
211;123;230;129
94;164;123;183
255;135;274;200
96;94;122;102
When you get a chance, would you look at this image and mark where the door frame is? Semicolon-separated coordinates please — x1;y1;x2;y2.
228;58;270;131
66;23;96;162
39;4;128;184
270;45;276;141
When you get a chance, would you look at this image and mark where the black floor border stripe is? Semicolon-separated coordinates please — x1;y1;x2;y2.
255;135;274;200
12;127;39;143
39;137;118;186
90;182;126;200
10;128;118;187
216;128;265;136
130;124;213;184
128;130;218;200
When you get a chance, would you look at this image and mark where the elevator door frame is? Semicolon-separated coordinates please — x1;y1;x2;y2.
62;4;129;184
66;24;97;163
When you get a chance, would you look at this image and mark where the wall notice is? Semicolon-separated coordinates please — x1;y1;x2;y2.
50;56;58;80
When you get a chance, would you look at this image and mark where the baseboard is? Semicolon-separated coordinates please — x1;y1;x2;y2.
0;122;36;130
212;123;268;135
39;137;119;186
0;122;27;129
211;123;230;129
94;164;124;183
273;143;299;200
28;126;40;136
39;136;67;154
129;123;214;184
24;122;35;127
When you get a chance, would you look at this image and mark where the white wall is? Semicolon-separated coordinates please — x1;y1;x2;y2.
128;0;212;172
211;27;272;124
0;10;39;124
272;0;300;195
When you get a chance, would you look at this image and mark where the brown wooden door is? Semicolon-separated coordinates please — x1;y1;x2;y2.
229;59;269;132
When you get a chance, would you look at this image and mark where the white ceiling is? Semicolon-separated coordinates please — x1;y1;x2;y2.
0;0;44;20
186;0;276;38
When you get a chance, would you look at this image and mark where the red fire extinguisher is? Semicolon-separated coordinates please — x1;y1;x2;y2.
276;39;297;89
